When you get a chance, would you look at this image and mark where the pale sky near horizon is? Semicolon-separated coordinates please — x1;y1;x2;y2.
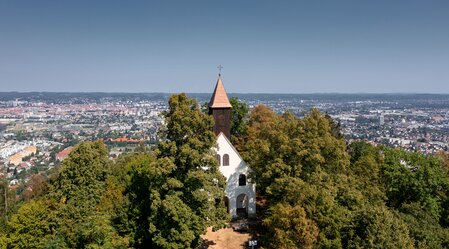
0;1;448;93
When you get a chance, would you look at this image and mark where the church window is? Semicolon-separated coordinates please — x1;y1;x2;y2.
223;154;230;166
239;174;246;186
216;154;221;166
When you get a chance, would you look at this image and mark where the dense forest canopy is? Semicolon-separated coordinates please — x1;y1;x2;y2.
239;105;449;249
1;94;449;248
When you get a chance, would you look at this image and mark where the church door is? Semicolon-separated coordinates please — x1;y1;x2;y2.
236;194;248;218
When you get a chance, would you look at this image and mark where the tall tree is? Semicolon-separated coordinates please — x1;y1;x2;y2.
46;140;122;248
342;206;415;249
0;175;15;224
158;93;228;225
264;202;319;249
240;105;352;248
7;200;53;249
229;97;249;145
125;93;229;248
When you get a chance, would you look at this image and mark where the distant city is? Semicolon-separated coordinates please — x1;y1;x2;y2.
1;92;448;188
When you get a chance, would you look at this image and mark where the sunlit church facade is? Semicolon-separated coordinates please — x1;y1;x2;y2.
208;75;256;218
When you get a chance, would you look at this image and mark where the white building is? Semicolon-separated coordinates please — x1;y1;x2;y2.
208;75;256;218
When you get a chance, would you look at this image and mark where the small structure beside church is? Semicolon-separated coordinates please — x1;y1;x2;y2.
209;75;256;218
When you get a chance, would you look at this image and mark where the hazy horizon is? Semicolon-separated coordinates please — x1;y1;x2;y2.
2;91;449;95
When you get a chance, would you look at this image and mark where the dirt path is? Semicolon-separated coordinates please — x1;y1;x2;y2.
200;226;251;249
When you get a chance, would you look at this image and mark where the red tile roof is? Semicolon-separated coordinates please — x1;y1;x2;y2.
209;77;232;108
56;147;73;161
111;137;142;142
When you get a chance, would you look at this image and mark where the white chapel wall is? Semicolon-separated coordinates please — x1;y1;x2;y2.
215;133;256;218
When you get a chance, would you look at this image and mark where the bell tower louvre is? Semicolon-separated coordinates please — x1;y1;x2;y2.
208;75;232;139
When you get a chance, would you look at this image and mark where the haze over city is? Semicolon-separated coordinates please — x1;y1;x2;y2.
1;0;448;93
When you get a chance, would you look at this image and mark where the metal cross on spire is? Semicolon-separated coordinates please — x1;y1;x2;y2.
217;64;223;76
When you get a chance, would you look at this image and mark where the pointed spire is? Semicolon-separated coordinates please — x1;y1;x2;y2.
209;76;232;108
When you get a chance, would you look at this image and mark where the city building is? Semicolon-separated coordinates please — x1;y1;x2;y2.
56;147;73;162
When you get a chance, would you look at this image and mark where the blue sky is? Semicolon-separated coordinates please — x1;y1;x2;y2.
0;1;448;93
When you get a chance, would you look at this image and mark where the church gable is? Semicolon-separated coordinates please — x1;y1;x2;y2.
217;132;244;163
215;133;250;176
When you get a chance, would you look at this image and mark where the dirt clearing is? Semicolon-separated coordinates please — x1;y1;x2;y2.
200;226;252;249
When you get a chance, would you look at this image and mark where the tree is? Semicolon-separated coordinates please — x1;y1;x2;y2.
436;151;449;175
399;202;449;248
241;106;349;195
7;200;55;249
264;203;319;249
240;105;302;193
342;206;414;249
381;148;449;219
325;113;344;139
158;93;228;228
74;214;128;248
241;106;352;248
44;140;121;247
347;142;386;205
22;174;46;201
119;154;176;247
120;93;228;248
229;97;249;145
298;108;349;182
49;140;110;208
0;235;7;249
0;175;15;222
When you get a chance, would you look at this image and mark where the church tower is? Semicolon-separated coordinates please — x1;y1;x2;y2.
209;72;256;219
208;75;232;139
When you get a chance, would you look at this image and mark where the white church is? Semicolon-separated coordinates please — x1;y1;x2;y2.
208;75;256;219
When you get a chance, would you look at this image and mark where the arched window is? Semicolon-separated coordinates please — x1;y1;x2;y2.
239;174;246;186
223;154;230;166
216;154;221;166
